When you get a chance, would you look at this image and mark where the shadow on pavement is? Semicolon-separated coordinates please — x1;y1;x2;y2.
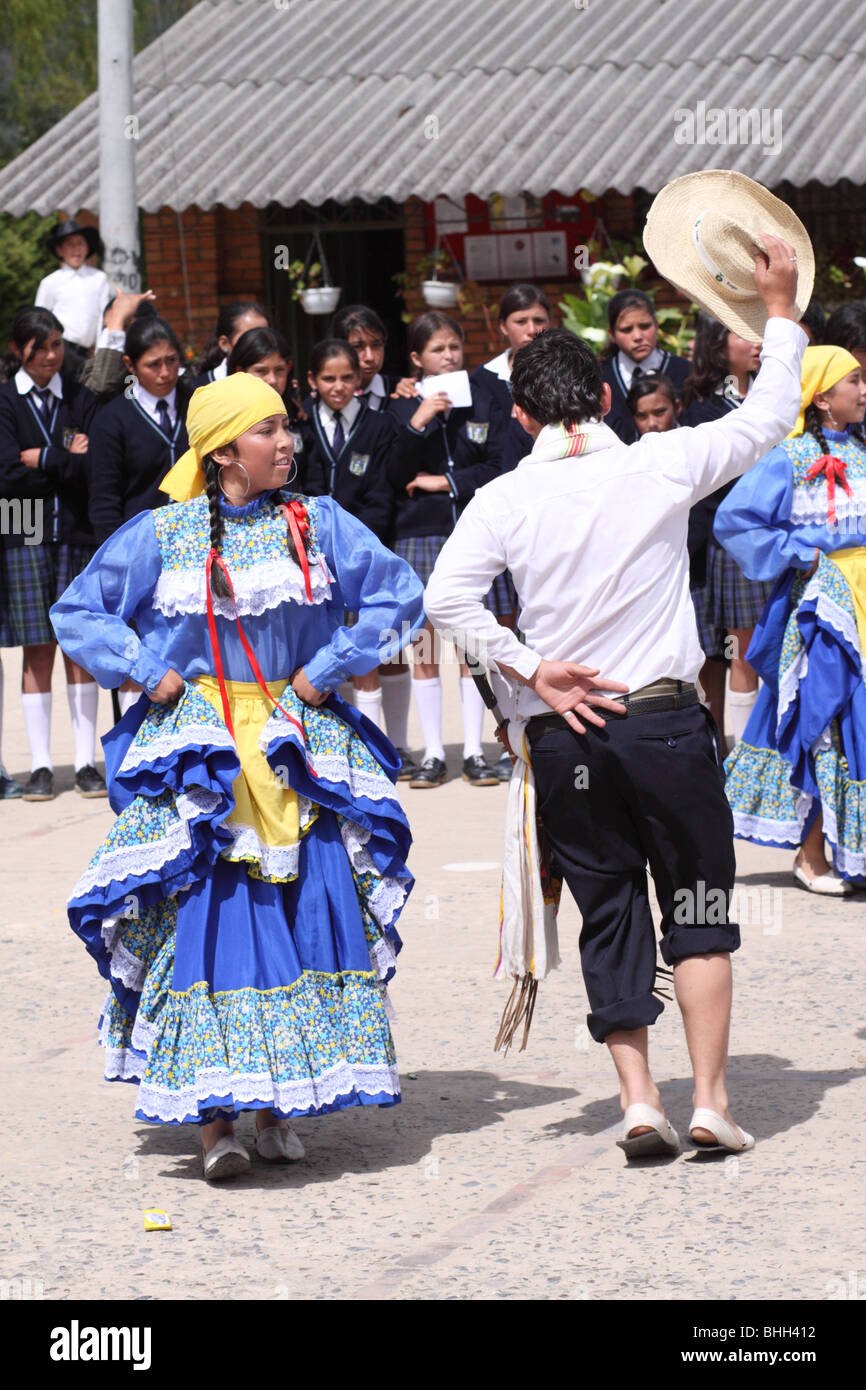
539;1053;866;1145
131;1068;580;1186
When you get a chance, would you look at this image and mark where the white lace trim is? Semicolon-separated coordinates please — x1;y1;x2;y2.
368;876;408;931
118;723;235;773
73;789;219;896
135;1060;400;1124
777;649;808;730
131;1011;160;1053
339;818;375;873
369;934;398;980
259;717;395;800
732;805;810;845
100;918;148;991
789;477;866;527
338;818;407;931
818;800;866;876
103;1045;146;1082
152;555;334;617
219;822;301;879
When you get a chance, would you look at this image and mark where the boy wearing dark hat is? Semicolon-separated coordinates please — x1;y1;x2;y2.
35;220;111;376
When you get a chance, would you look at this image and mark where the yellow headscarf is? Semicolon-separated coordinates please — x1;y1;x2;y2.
160;373;288;502
788;345;861;438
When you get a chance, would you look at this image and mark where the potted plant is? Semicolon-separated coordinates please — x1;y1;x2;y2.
286;232;342;315
419;244;462;308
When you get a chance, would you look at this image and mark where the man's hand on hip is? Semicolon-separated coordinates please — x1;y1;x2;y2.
528;659;629;734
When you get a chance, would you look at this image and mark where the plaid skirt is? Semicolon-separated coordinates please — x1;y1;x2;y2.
0;542;94;647
692;540;774;660
394;534;518;615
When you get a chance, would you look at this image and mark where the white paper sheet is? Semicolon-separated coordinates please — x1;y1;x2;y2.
418;369;473;408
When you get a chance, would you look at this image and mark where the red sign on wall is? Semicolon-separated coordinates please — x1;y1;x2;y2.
426;192;596;280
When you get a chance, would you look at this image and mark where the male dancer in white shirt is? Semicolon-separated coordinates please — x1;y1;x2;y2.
425;237;804;1157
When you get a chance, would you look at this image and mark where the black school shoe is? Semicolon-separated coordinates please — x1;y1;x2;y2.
494;749;513;781
75;765;108;798
22;767;54;801
462;755;500;787
395;748;420;782
409;756;447;788
0;772;24;799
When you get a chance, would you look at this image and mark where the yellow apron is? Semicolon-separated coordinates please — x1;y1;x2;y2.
829;548;866;658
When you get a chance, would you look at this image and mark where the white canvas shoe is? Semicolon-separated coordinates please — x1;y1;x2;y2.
793;864;852;895
689;1108;755;1152
255;1123;305;1163
202;1135;251;1181
616;1103;680;1158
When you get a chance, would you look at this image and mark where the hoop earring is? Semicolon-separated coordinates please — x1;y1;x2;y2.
285;457;298;487
218;461;251;498
826;409;840;432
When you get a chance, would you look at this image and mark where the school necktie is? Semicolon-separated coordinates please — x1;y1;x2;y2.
332;410;345;455
155;399;172;436
34;388;53;428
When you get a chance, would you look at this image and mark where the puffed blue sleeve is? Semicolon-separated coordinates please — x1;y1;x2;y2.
713;445;817;581
303;499;426;691
50;511;172;693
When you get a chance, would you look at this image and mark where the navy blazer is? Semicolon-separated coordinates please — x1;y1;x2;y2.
601;351;691;444
0;376;100;549
469;362;533;471
387;380;505;541
87;392;190;546
299;399;396;542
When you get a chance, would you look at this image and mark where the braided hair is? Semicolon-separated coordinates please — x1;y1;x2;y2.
804;401;831;459
203;453;313;599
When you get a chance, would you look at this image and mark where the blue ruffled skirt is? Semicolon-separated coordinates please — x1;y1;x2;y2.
724;553;866;880
72;679;413;1124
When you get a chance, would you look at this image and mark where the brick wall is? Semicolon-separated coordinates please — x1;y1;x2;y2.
141;202;265;355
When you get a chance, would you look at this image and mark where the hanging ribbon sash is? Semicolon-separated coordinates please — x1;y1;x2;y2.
805;453;854;524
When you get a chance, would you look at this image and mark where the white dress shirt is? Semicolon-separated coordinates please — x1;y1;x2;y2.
360;373;387;411
35;264;111;349
212;358;228;381
424;318;807;718
483;349;513;383
132;381;177;428
318;396;360;447
616;346;665;392
14;367;63;402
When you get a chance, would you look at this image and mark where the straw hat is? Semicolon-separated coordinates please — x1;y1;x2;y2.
643;171;814;343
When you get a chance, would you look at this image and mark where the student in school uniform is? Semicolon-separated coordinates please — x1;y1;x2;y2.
388;311;506;788
300;340;395;542
331;305;402;412
0;307;104;800
35;219;112;381
468;285;553;775
680;313;769;742
296;338;398;742
189;301;270;390
226;325;305;478
600;289;690;444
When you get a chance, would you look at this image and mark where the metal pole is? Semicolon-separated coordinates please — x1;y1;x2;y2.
98;0;140;292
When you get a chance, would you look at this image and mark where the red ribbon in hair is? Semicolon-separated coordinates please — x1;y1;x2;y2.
204;547;314;769
804;454;853;525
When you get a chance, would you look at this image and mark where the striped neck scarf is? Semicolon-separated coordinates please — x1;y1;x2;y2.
528;419;621;461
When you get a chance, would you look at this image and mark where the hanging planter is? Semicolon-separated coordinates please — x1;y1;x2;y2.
299;286;342;315
418;238;463;308
286;228;342;316
421;279;460;308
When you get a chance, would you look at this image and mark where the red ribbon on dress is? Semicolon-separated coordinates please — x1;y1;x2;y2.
279;500;313;602
804;453;853;524
204;547;313;766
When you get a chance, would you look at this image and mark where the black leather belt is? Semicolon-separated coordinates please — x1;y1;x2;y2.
526;681;699;737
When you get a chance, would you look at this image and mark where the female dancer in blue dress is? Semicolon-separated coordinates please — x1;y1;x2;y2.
715;345;866;894
51;372;425;1179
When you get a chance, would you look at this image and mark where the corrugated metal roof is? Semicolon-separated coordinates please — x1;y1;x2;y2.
0;0;863;214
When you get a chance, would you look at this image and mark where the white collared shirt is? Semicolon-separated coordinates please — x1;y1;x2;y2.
318;396;360;447
34;264;111;349
617;346;665;392
483;349;513;383
424;318;807;717
14;368;63;401
212;358;228;381
360;373;387;411
132;381;177;428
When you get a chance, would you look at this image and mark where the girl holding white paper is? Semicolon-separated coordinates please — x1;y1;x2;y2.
387;311;506;788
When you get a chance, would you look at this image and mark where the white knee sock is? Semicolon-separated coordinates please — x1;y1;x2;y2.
118;688;140;714
379;669;412;748
413;676;445;761
67;681;99;770
22;691;53;771
728;687;758;744
460;675;486;759
354;686;383;730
